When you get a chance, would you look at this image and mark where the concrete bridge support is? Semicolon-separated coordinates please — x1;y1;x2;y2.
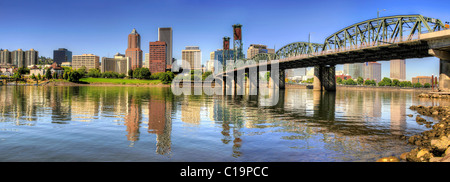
248;69;259;95
429;49;450;92
313;65;336;91
221;77;226;95
235;71;246;95
440;59;450;92
269;69;286;89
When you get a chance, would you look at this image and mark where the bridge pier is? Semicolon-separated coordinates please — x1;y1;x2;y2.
269;69;285;89
221;77;226;95
430;49;450;92
313;65;336;91
248;69;259;95
440;59;450;92
235;71;245;95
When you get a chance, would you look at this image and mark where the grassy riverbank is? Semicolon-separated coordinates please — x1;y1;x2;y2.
79;77;162;85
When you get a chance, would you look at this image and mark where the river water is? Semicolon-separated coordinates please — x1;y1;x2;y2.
0;86;445;162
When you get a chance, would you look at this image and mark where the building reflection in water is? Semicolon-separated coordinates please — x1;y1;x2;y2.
390;92;407;136
208;96;244;157
2;85;450;161
124;97;141;145
148;92;172;155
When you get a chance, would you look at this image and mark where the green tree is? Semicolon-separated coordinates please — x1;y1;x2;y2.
87;68;101;78
68;71;82;82
202;71;212;81
37;73;42;80
413;82;423;88
392;79;400;87
12;72;21;80
336;77;343;84
424;83;431;88
78;66;87;74
45;68;52;80
128;69;134;78
30;73;36;80
356;77;364;85
364;79;376;86
378;77;392;86
133;67;151;79
160;71;175;84
17;67;30;75
302;78;314;84
344;79;357;85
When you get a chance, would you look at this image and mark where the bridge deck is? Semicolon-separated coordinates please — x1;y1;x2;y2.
217;29;450;77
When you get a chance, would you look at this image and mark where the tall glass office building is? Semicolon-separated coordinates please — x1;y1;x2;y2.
53;48;72;64
158;27;173;67
213;49;235;75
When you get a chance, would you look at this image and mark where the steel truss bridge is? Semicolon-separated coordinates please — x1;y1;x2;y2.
216;14;450;92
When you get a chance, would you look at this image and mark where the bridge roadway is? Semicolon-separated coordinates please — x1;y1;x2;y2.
216;15;450;93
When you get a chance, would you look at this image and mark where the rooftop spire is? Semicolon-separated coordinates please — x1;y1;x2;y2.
131;28;137;34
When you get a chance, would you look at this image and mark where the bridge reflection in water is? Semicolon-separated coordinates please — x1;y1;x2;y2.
0;86;448;161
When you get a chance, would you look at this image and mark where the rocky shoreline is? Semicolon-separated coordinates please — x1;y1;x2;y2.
399;105;450;162
418;93;450;99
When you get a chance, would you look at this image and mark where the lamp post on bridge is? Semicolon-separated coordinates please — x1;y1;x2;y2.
377;9;386;18
308;32;315;56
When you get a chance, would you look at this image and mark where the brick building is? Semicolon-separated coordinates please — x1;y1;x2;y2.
412;76;432;85
125;28;143;70
149;41;167;73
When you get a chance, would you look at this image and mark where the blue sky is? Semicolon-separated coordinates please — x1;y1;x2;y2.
1;0;449;80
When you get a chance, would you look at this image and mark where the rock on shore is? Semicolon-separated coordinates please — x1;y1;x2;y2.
403;105;450;162
418;93;450;99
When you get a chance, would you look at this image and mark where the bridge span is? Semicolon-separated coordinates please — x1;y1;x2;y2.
216;14;450;93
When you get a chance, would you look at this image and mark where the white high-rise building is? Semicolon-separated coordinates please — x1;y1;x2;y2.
390;59;406;81
364;62;382;83
144;53;149;68
181;46;201;70
343;63;365;79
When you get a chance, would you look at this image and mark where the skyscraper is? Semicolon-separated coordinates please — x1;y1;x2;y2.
343;63;365;79
0;49;11;65
149;41;167;73
126;28;143;70
158;27;172;67
144;53;149;68
182;46;201;70
390;59;406;81
11;49;25;67
364;62;382;82
25;49;38;67
213;49;235;74
53;48;72;64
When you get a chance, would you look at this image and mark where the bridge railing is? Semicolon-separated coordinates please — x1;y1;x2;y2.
218;32;428;75
304;34;421;58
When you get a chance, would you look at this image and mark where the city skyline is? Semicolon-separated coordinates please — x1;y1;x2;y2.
1;0;449;80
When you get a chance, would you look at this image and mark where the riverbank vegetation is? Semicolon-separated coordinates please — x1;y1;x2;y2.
1;66;176;85
64;67;175;84
79;77;161;85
